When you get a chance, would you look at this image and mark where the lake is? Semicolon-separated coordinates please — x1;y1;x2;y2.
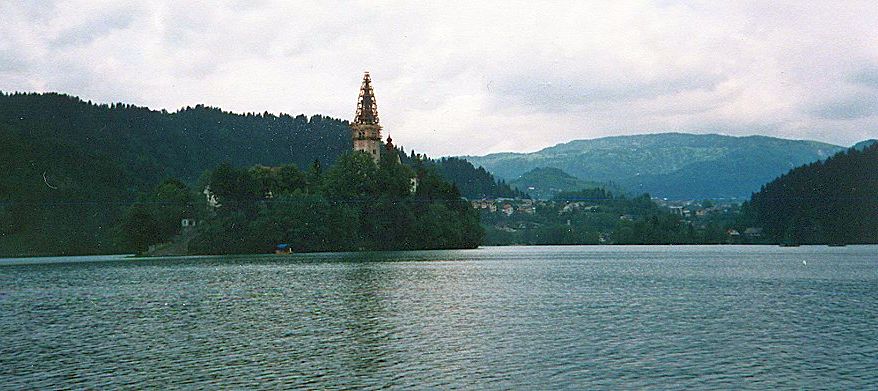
1;245;876;389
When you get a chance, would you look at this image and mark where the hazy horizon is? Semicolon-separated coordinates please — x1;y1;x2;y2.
3;1;878;155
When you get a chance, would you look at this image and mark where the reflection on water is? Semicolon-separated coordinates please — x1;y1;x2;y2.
1;246;877;388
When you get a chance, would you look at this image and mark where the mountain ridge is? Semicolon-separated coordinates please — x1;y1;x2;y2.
463;133;848;199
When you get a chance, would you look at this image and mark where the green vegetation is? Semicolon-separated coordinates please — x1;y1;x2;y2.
508;167;620;200
852;139;877;151
3;91;875;254
742;143;878;244
0;92;512;256
419;155;525;199
481;188;730;245
465;133;846;199
120;152;482;254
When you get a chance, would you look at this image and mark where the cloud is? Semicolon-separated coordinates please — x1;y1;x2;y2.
1;0;877;155
850;66;878;89
811;94;878;120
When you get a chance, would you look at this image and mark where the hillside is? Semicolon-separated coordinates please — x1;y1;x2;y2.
853;139;877;151
0;92;514;256
746;143;878;244
508;167;619;200
0;92;353;184
422;156;524;199
464;133;846;199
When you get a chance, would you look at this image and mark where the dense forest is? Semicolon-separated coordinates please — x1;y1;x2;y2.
121;152;482;254
742;143;878;244
0;91;515;256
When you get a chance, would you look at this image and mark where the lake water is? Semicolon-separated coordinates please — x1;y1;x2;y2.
1;245;876;389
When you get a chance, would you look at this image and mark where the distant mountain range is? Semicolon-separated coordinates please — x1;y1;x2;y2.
464;133;853;199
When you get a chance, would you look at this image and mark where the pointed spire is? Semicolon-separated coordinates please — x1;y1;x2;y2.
354;71;380;125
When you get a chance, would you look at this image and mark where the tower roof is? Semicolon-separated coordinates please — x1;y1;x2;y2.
385;135;395;151
354;72;380;125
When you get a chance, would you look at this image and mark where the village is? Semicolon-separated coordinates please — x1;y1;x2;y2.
468;196;766;244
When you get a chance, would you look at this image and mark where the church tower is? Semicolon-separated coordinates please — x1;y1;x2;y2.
351;72;382;162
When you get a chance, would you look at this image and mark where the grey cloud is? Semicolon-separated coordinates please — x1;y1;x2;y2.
51;11;136;47
849;66;878;89
490;72;724;111
0;51;28;72
811;95;878;120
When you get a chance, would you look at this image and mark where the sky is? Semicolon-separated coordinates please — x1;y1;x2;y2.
2;1;878;156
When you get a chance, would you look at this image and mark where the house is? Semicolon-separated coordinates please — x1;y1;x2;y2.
203;186;221;208
471;199;499;213
743;227;763;238
517;204;536;214
669;206;684;216
561;202;597;214
502;203;514;216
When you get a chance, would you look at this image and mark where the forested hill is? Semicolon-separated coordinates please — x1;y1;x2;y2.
0;92;515;198
0;91;515;256
397;154;524;199
508;167;620;200
0;92;352;188
744;143;878;244
464;133;846;199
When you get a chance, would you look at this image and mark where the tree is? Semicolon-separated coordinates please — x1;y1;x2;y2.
322;152;380;200
121;204;162;253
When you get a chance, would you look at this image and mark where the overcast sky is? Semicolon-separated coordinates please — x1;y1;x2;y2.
2;1;878;156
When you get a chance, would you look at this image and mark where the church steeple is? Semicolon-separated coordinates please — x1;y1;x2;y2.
351;71;383;162
354;72;380;126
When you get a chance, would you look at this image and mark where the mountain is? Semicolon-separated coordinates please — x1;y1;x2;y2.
746;143;878;244
0;91;514;256
853;139;877;151
464;133;845;199
508;167;620;200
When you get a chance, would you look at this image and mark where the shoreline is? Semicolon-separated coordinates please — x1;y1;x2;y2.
2;242;869;262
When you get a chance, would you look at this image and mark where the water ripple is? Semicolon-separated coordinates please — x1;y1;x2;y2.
1;246;877;389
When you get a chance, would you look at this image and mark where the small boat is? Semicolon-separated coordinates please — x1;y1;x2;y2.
274;244;293;255
827;243;847;247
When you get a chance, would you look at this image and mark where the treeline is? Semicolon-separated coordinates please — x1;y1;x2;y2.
121;152;482;254
743;143;878;244
398;153;525;199
0;92;352;183
483;188;728;245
